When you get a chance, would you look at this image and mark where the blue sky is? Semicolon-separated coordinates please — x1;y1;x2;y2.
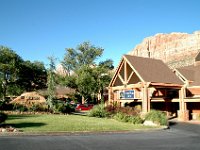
0;0;200;67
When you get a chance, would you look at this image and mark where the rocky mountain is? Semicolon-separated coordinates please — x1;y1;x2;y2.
129;31;200;68
55;64;68;76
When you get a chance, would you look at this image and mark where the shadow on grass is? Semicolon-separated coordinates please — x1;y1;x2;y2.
8;122;46;129
72;112;88;116
7;114;39;121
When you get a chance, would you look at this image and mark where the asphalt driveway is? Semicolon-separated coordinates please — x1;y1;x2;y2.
0;121;200;150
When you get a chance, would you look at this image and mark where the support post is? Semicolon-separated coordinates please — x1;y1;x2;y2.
178;87;189;121
142;84;150;114
108;88;113;106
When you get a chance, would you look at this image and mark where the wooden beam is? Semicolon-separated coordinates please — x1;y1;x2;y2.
124;61;127;84
118;74;125;84
110;59;125;87
184;98;200;102
118;99;143;103
150;82;183;88
111;83;143;90
126;84;143;89
173;69;188;83
151;98;180;102
127;71;135;84
108;88;112;103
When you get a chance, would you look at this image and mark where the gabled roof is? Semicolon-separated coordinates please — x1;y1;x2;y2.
176;65;200;86
124;55;183;84
110;55;183;86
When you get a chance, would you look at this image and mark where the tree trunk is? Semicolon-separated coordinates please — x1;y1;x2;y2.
82;96;85;104
2;80;7;101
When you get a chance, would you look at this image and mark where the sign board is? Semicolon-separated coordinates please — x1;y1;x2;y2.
119;90;135;99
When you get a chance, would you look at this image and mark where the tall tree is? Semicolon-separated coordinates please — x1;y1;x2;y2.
76;66;96;102
47;56;56;110
0;46;23;100
17;60;47;92
62;42;114;103
62;42;103;74
0;45;48;102
93;59;114;103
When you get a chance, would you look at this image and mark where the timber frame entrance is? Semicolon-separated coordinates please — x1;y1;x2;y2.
109;55;189;121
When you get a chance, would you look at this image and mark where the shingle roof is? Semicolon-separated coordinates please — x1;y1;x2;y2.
177;65;200;86
124;55;183;85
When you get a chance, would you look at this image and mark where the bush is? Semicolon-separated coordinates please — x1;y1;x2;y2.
145;110;168;126
88;104;109;118
0;112;7;124
117;107;139;116
0;100;14;110
113;112;127;122
53;102;74;114
113;112;143;124
13;104;28;112
105;105;141;116
29;104;48;112
128;115;143;124
0;100;5;109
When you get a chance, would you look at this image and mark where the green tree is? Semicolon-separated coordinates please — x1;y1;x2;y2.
17;60;47;91
76;66;96;102
0;45;48;104
62;42;114;103
47;56;56;111
93;59;114;103
62;42;103;73
0;46;23;100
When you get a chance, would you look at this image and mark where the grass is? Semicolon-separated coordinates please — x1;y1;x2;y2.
5;114;156;132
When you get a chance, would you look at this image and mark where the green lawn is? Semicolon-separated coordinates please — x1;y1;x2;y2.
5;114;155;132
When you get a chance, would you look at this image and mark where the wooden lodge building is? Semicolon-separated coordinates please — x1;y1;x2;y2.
108;54;200;121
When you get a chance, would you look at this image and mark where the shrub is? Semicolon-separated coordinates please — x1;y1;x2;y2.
53;102;74;114
0;100;14;110
0;100;5;109
113;112;143;124
145;110;168;126
105;105;141;116
117;107;139;116
105;105;117;114
0;102;14;110
29;104;48;112
128;115;143;124
0;112;7;124
13;104;28;112
113;112;127;122
65;103;75;113
88;104;109;118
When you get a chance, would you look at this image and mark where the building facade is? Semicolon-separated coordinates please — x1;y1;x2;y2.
108;55;200;121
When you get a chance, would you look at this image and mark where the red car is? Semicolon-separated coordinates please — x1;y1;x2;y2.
75;104;94;111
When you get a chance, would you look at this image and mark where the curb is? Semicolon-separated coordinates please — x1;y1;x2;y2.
0;126;168;137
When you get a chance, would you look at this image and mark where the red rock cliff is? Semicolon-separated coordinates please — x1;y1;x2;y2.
129;31;200;68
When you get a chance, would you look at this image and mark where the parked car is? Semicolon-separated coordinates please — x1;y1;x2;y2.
75;104;94;111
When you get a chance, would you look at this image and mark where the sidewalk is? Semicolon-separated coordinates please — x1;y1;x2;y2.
187;120;200;125
169;117;200;125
